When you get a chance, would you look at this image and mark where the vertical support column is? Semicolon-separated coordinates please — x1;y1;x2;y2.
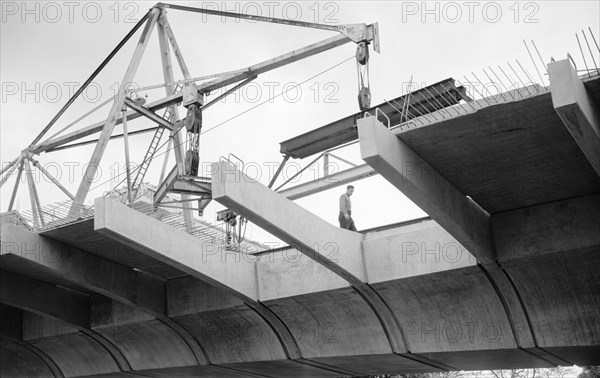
157;9;194;229
24;158;43;227
70;7;160;212
8;158;24;211
122;107;133;203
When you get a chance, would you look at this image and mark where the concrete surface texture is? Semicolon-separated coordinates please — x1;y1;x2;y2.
1;59;599;376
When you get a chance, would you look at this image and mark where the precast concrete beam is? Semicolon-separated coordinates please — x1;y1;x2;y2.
358;116;495;264
22;311;78;341
0;271;90;329
211;161;408;353
1;225;166;317
95;197;301;361
2;225;208;366
211;160;365;282
549;59;600;175
94;196;257;301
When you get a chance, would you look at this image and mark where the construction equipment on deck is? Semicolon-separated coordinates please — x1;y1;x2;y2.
1;2;381;237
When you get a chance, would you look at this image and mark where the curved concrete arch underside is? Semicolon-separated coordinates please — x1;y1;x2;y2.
1;196;599;377
1;61;600;377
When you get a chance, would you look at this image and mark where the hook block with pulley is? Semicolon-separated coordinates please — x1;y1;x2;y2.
358;86;371;111
184;104;202;133
355;41;369;65
184;149;199;176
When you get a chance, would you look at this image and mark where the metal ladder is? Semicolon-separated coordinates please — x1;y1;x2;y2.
131;83;183;199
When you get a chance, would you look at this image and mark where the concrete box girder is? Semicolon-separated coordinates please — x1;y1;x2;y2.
1;225;166;317
0;270;90;330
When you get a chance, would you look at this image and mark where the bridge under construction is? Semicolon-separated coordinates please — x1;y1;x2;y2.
1;2;599;377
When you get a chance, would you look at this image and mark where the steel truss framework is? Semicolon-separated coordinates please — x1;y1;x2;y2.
0;2;380;227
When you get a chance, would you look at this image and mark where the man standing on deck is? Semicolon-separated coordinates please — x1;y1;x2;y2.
339;185;357;231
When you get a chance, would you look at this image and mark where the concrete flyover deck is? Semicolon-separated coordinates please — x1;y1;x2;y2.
1;60;599;376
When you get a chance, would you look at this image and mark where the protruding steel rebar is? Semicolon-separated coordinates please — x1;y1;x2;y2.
524;40;546;85
576;33;590;74
582;29;599;74
489;66;515;100
531;40;549;74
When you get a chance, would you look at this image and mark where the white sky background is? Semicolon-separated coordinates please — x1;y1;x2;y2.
1;1;599;245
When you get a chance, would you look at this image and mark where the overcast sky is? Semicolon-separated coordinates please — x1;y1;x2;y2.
1;1;599;243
